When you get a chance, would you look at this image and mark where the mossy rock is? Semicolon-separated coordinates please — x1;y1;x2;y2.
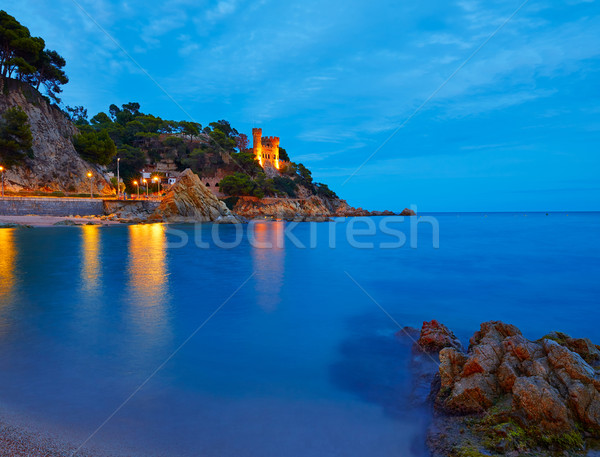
539;331;571;345
450;443;497;457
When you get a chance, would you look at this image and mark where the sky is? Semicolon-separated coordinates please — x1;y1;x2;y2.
6;0;600;211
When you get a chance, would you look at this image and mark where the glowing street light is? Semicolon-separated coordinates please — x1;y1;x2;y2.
142;178;148;198
0;165;4;197
87;171;93;198
133;180;139;199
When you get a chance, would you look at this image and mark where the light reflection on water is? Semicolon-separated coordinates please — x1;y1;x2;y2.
252;221;285;312
0;215;598;457
126;224;172;348
0;228;16;336
80;225;101;293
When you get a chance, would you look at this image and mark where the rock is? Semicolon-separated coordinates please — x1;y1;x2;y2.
149;169;241;223
0;80;113;194
439;347;467;389
53;220;80;226
395;326;420;341
419;320;600;456
566;338;600;366
400;208;416;216
0;223;33;229
417;320;462;353
512;376;574;432
230;193;377;220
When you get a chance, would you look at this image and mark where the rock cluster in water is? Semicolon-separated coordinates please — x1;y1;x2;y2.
411;320;600;456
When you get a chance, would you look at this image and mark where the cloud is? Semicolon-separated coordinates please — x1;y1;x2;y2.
205;0;240;22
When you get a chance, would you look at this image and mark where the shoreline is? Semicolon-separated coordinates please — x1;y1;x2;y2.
0;415;110;457
0;215;122;227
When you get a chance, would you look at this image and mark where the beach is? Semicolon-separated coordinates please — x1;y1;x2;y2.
0;215;121;227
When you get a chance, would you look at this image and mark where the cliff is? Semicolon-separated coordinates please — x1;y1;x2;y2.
0;79;112;194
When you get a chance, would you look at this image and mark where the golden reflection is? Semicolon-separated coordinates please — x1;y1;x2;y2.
251;221;285;311
127;224;170;339
0;229;16;305
80;225;101;292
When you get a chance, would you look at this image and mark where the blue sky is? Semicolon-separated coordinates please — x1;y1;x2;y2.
8;0;600;211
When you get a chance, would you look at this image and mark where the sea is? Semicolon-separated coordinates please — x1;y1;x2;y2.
0;213;598;456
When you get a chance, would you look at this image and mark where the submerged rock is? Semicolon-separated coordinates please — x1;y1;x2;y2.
149;169;241;223
421;320;600;456
53;219;80;226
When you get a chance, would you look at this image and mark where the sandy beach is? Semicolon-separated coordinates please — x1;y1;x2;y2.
0;419;110;457
0;215;122;227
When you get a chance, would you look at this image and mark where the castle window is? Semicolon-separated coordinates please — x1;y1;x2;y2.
216;183;219;187
206;182;210;187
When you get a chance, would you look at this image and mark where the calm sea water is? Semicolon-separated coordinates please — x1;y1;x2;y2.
0;213;599;456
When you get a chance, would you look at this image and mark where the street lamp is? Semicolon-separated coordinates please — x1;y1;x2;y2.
142;178;148;198
153;176;160;197
116;157;121;200
133;180;139;199
0;165;4;197
87;171;93;198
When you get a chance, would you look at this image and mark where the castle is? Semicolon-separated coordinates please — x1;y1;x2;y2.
252;128;280;169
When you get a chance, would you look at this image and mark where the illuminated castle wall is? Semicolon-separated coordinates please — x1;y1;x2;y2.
252;128;280;169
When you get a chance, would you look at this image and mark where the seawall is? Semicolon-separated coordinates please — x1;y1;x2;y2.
0;197;159;217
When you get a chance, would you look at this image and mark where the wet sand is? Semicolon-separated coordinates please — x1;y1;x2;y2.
0;419;110;457
0;215;121;227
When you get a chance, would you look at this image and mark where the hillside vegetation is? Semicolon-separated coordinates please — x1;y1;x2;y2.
0;9;338;201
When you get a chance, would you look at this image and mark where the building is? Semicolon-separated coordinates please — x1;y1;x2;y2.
252;128;280;169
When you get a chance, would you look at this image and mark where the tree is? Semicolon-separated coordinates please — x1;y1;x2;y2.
230;150;262;176
0;106;33;167
73;127;116;165
209;120;238;138
0;11;37;78
235;133;249;153
315;182;337;199
278;147;290;161
179;120;201;143
0;12;68;100
117;144;145;183
296;162;313;186
181;147;206;174
90;112;112;126
271;176;298;197
65;105;88;126
219;172;263;198
30;49;68;101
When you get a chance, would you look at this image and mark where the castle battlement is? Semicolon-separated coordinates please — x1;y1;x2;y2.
252;128;280;169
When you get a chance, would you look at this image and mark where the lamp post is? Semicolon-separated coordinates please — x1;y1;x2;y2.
0;165;4;197
143;178;148;198
87;171;93;198
133;180;139;199
153;176;160;198
117;157;121;200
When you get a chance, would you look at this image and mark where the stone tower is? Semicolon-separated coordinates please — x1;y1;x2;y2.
252;128;263;166
252;128;280;169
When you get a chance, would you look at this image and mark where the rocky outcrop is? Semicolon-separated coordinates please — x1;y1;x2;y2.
232;195;332;221
0;80;112;194
400;208;416;216
231;194;382;221
417;320;462;353
149;169;240;223
422;321;600;456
